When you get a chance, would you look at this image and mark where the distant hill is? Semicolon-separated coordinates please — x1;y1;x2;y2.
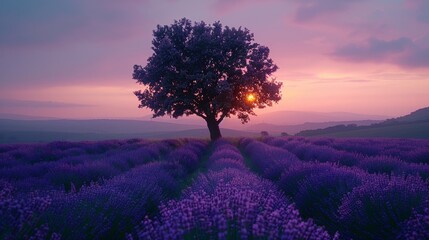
0;119;257;143
245;120;382;135
251;111;388;125
0;119;202;134
383;107;429;123
0;113;59;120
144;110;389;127
296;107;429;138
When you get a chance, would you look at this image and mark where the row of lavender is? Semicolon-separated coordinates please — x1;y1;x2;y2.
130;140;336;239
319;137;429;163
240;138;429;239
0;139;182;192
0;139;207;239
264;137;429;180
2;136;428;239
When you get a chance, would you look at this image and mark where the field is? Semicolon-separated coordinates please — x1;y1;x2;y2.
1;137;429;239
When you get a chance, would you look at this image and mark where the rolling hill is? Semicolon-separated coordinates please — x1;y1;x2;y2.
245;120;382;135
296;107;429;138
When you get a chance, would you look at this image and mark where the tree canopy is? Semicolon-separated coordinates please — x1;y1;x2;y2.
133;18;282;140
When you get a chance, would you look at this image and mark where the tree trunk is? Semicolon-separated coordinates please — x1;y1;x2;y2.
206;119;222;141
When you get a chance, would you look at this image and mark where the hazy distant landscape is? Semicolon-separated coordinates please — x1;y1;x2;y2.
2;107;429;143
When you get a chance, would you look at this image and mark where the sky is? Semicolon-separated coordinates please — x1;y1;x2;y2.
1;0;428;122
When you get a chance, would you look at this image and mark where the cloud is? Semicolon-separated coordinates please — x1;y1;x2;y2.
406;0;429;23
333;38;413;61
0;99;93;108
292;0;361;23
212;0;266;14
332;37;429;68
399;48;429;68
0;0;144;48
310;78;373;84
345;79;372;83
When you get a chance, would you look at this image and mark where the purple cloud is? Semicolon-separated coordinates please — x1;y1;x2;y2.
332;37;429;68
406;0;429;23
333;38;413;61
212;0;265;13
399;48;429;68
0;0;144;48
292;0;361;22
0;99;92;108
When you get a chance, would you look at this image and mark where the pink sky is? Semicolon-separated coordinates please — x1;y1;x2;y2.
1;0;428;122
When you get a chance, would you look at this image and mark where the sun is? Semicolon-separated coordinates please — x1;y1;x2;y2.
246;93;256;103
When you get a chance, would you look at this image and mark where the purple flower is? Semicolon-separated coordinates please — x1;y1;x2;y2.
134;141;333;239
338;175;429;239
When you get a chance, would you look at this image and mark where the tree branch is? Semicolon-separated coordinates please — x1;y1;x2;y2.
191;109;207;120
217;112;228;124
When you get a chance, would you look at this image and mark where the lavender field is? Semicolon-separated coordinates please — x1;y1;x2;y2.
1;137;429;240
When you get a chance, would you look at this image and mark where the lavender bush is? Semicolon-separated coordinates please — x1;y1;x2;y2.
294;168;364;232
240;138;300;180
338;175;429;239
357;155;405;174
0;140;177;192
1;137;428;239
329;138;429;164
0;181;52;240
133;140;335;239
398;200;429;240
278;162;334;198
242;138;429;238
264;137;361;166
30;140;207;239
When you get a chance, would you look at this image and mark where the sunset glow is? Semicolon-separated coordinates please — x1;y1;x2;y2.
246;93;256;103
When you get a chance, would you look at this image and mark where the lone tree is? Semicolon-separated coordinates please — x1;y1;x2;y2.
133;18;282;140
